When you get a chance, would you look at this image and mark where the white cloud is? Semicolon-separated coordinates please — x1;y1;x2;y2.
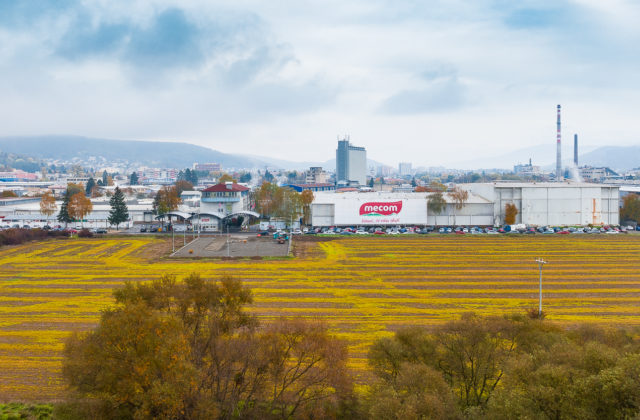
0;0;637;167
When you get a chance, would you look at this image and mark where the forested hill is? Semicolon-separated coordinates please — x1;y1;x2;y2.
0;136;266;169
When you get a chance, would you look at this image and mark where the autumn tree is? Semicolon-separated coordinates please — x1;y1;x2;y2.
621;194;640;223
174;180;193;196
427;181;447;192
152;186;180;227
66;183;84;197
504;203;518;225
68;192;93;227
39;191;57;219
1;190;17;198
62;274;352;420
427;192;447;222
255;182;280;219
448;187;468;226
218;173;237;183
300;189;315;225
368;313;519;412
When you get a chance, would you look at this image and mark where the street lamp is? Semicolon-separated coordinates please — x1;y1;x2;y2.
535;258;547;316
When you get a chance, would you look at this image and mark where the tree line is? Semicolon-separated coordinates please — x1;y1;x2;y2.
43;184;130;229
57;274;640;420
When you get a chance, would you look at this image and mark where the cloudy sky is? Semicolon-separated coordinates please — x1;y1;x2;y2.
0;0;638;167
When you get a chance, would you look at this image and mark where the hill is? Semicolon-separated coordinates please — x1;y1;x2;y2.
579;146;640;170
0;136;270;169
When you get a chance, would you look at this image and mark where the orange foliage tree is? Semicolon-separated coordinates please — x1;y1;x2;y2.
504;203;518;225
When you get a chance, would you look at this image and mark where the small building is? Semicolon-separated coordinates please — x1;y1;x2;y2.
195;182;258;231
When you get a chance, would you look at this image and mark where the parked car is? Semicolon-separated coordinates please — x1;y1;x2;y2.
94;228;107;234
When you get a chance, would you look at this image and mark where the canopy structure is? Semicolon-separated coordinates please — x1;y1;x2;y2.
225;210;260;219
188;212;223;220
155;211;193;221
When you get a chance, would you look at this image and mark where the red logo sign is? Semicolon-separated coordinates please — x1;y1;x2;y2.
359;201;403;216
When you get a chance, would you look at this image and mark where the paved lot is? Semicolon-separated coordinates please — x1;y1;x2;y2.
171;234;289;257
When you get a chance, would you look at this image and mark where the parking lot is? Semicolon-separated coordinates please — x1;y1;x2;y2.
171;233;290;258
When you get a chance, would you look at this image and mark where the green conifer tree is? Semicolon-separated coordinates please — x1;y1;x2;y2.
108;187;129;230
85;177;96;195
57;191;73;227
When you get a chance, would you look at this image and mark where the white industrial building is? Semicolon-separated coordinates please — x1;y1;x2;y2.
311;191;494;227
460;182;619;226
310;182;620;227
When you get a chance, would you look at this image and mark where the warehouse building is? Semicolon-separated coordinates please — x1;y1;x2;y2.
310;182;620;227
310;191;493;227
460;182;619;226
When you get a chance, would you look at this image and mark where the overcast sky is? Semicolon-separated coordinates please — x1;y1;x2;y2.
0;0;638;167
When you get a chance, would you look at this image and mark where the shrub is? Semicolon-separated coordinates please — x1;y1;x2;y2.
78;229;94;238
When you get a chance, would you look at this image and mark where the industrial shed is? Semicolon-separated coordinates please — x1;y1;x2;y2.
461;182;619;226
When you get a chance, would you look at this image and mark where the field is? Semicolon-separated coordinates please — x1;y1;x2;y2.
2;234;640;401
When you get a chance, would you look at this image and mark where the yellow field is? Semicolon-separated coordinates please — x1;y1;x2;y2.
1;234;640;401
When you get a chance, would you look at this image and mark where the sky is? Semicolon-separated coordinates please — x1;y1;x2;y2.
0;0;639;167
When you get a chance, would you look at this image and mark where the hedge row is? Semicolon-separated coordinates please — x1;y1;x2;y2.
0;228;70;246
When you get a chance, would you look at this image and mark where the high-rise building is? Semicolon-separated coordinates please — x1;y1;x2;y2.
398;162;412;176
336;137;366;186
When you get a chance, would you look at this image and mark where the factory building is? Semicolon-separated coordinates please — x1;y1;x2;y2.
310;182;620;227
311;191;494;227
459;183;619;226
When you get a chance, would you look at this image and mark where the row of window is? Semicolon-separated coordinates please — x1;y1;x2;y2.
204;191;238;198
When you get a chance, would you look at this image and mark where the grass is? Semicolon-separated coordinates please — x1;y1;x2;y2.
1;234;640;401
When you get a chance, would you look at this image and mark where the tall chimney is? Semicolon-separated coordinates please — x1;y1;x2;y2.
573;133;578;167
556;105;562;182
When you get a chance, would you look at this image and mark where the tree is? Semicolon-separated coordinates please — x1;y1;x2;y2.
504;203;518;225
152;186;180;226
39;191;57;219
263;170;274;183
255;182;280;219
57;192;73;227
66;183;84;197
239;172;252;183
101;170;108;186
129;172;139;185
427;192;447;223
368;178;374;188
218;173;236;183
448;187;468;226
108;187;129;230
621;194;640;223
85;178;96;196
62;274;351;420
1;190;17;197
300;189;315;225
174;180;194;196
368;314;519;412
68;192;93;227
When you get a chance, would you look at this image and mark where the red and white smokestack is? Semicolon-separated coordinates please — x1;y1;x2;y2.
556;105;562;182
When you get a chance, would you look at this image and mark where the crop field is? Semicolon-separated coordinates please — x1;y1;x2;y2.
2;234;640;401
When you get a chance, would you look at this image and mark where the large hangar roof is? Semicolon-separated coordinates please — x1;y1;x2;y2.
312;191;492;204
486;182;617;188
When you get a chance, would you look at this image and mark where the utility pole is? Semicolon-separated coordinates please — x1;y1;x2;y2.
227;224;230;257
172;218;175;253
535;258;547;316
